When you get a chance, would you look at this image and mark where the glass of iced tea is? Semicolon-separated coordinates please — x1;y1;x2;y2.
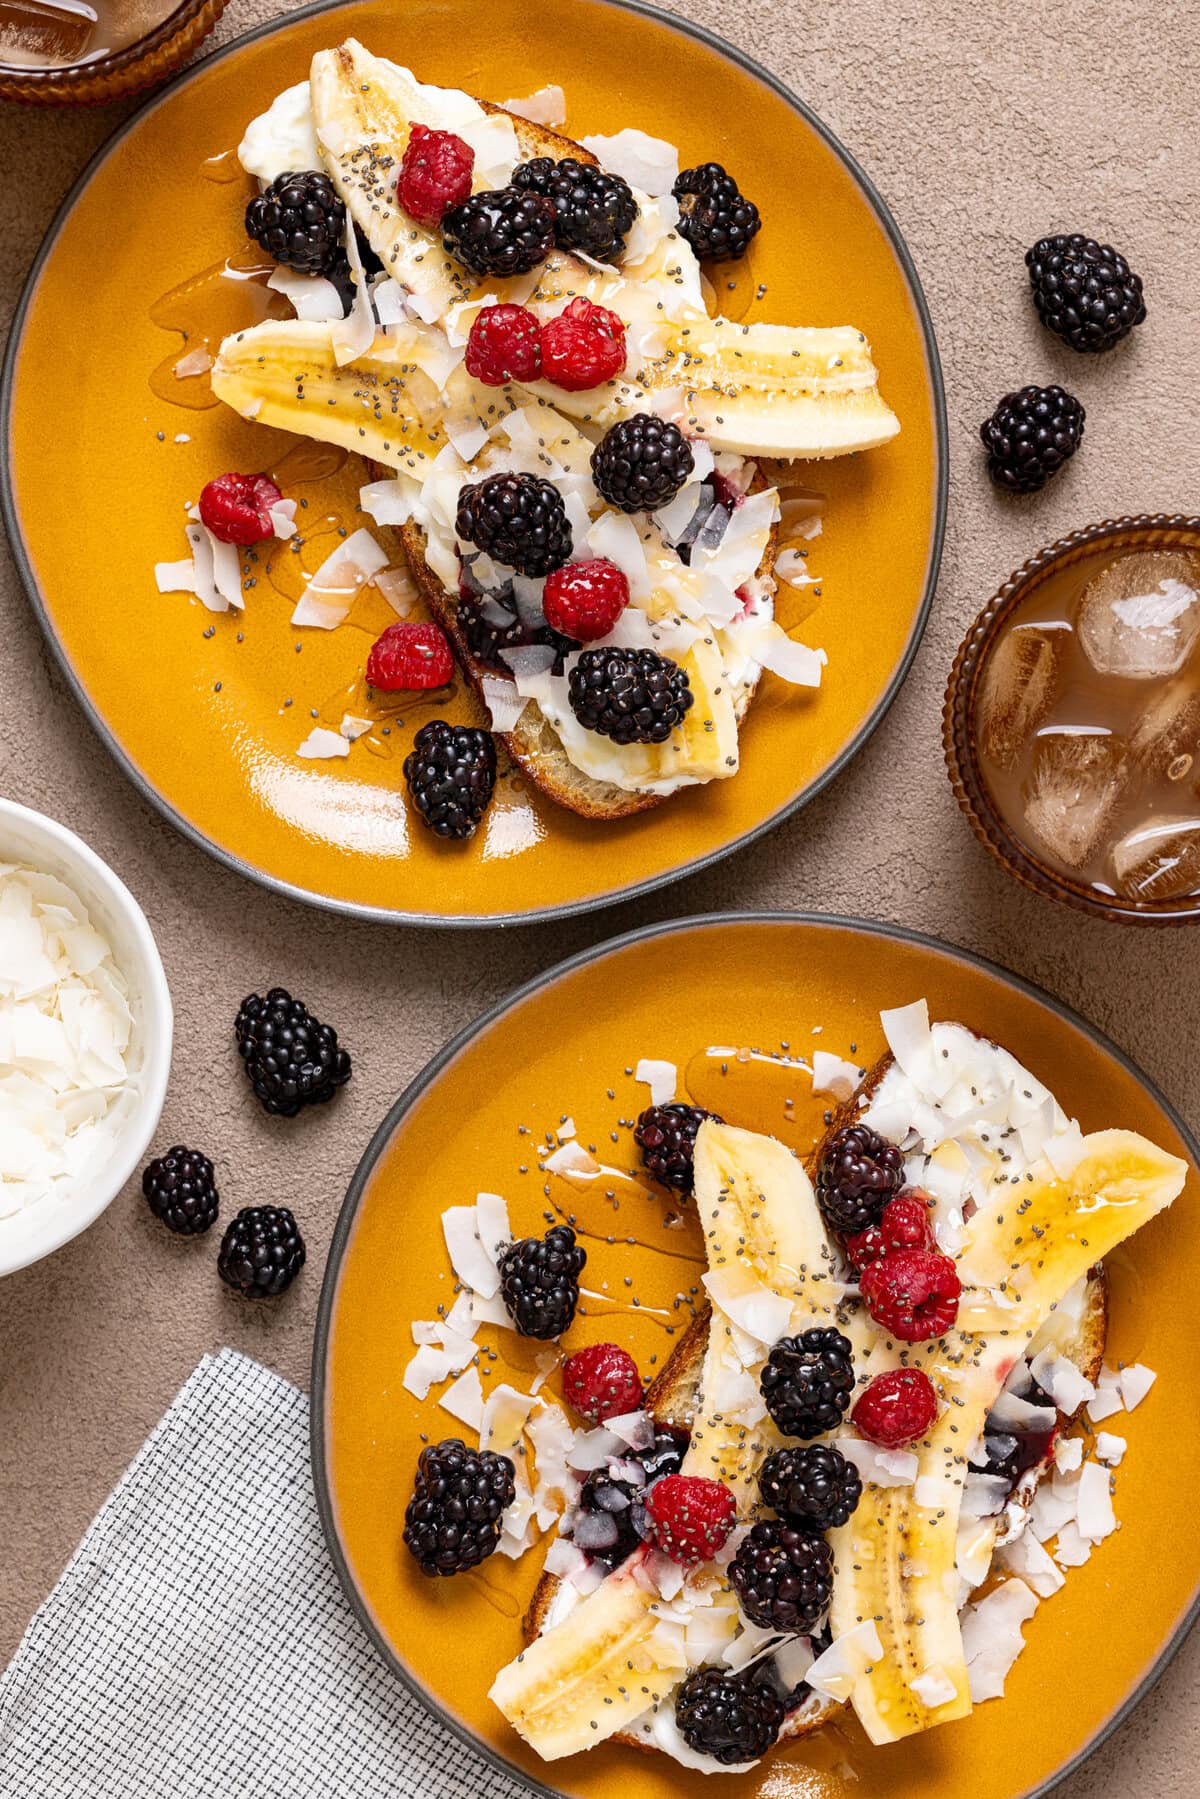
0;0;222;103
945;515;1200;923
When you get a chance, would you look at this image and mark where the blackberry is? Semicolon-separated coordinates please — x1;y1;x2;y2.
730;1519;834;1634
403;720;496;839
815;1123;905;1235
673;163;761;262
568;646;693;746
456;472;572;578
235;987;352;1117
498;1224;586;1338
760;1328;855;1439
634;1102;718;1194
759;1444;863;1530
981;385;1086;494
442;185;556;277
675;1667;785;1766
512;156;637;262
402;1437;517;1576
141;1145;219;1235
456;588;577;673
217;1204;305;1298
1026;233;1146;353
577;1429;685;1567
245;170;346;275
591;414;696;514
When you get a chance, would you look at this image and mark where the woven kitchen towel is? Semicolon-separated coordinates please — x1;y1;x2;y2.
0;1347;531;1799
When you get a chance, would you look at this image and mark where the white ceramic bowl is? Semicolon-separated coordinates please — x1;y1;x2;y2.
0;798;173;1276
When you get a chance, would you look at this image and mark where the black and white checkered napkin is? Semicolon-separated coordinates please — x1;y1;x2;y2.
0;1348;530;1799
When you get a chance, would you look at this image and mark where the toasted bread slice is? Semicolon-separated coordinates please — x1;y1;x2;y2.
522;1031;1108;1752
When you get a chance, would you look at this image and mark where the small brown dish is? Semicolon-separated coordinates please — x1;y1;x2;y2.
0;0;223;105
945;513;1200;925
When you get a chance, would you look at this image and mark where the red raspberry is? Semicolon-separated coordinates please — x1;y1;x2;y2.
543;559;629;641
846;1197;933;1271
859;1249;962;1343
643;1474;736;1565
540;297;627;392
851;1368;939;1447
398;124;474;227
844;1223;887;1273
198;471;282;545
561;1342;643;1423
366;621;454;691
465;303;543;386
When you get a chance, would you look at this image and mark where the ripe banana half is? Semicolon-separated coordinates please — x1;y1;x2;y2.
489;1120;846;1759
828;1128;1185;1747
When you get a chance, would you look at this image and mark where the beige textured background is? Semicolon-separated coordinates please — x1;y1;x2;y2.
2;0;1198;1788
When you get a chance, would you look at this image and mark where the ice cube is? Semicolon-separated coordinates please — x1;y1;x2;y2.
1111;816;1200;901
1077;550;1200;680
1129;677;1200;782
977;625;1063;771
0;0;96;62
1023;731;1125;870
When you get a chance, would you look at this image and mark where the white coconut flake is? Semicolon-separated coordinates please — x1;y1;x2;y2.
332;217;376;366
1054;1436;1083;1475
1094;1432;1127;1466
605;1410;655;1452
174;346;212;379
586;511;650;598
543;1536;588;1580
910;1669;958;1709
155;559;198;595
1029;1350;1095;1415
339;714;372;742
1075;1460;1117;1541
961;1578;1038;1702
811;1051;861;1101
296;727;350;761
578;127;679;196
962;1472;1011;1518
474;1191;511;1266
997;1530;1065;1597
543;1140;600;1178
480;674;529;733
269;499;298;539
207;530;243;612
773;1637;816;1690
703;1265;792;1347
837;1435;918;1489
635;1058;676;1106
291;529;389;629
359;478;419;528
1052;1521;1093;1567
723;1617;786;1672
441;1204;501;1299
267;265;345;322
1119;1362;1156;1409
371;276;409;326
502;84;566;126
989;1389;1057;1434
805;1620;885;1703
402;1342;452;1400
729;617;825;687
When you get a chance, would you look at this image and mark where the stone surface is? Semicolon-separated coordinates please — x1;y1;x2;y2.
1;0;1198;1788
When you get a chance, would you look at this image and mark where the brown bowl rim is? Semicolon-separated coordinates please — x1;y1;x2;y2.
943;511;1200;925
0;0;225;104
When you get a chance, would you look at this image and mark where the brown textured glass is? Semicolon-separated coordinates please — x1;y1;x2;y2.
944;513;1200;926
0;0;223;104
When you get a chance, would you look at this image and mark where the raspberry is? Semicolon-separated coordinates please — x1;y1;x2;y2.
464;302;542;386
846;1192;934;1269
561;1342;643;1422
859;1249;962;1342
851;1367;939;1446
398;123;474;227
198;471;283;545
643;1473;736;1565
543;559;629;641
366;621;454;691
540;297;627;392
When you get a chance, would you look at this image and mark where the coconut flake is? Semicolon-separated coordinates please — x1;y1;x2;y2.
480;674;529;733
359;478;419;528
586;512;650;598
339;714;372;742
1052;1521;1093;1567
331;218;376;366
543;1536;588;1580
605;1410;655;1451
989;1388;1057;1434
292;529;389;629
544;1140;600;1177
155;559;199;595
578;128;679;196
997;1529;1065;1597
1095;1432;1126;1466
1053;1436;1083;1475
1075;1460;1117;1541
911;1669;958;1709
441;1204;501;1299
1119;1362;1156;1409
269;499;298;540
402;1342;453;1400
961;1579;1038;1702
703;1265;792;1347
962;1472;1011;1518
805;1620;885;1703
502;84;567;126
811;1051;861;1101
1030;1350;1095;1415
266;265;345;322
837;1435;918;1489
634;1058;676;1106
566;1426;625;1472
296;728;350;761
174;347;212;379
730;617;825;687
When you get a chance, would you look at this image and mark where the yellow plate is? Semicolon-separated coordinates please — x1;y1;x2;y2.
2;0;945;926
314;914;1200;1799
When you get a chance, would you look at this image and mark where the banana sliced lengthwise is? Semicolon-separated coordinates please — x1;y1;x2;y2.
828;1128;1186;1747
489;1119;844;1760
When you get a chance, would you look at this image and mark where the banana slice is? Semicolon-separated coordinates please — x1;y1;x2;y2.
829;1128;1186;1747
489;1119;843;1758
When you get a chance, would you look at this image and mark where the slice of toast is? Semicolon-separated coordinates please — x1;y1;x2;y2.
521;1031;1108;1752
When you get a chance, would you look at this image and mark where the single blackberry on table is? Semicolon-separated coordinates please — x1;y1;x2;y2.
731;1520;835;1634
815;1122;905;1235
568;646;693;746
760;1328;856;1439
442;185;556;277
456;472;572;578
981;384;1086;494
235;987;351;1117
403;720;497;840
576;1428;685;1567
759;1444;862;1530
142;1146;219;1235
512;156;638;261
591;414;696;514
674;1666;785;1766
246;170;346;275
217;1205;305;1298
672;163;761;262
634;1102;719;1194
498;1223;586;1338
1026;233;1146;353
402;1438;517;1576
